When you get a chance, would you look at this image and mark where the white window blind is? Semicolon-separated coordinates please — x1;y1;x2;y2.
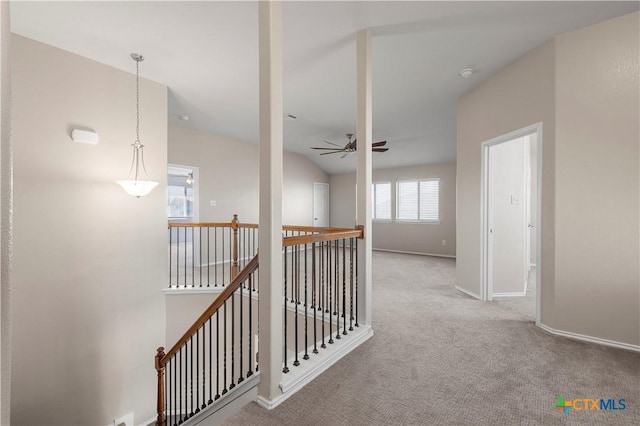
397;179;439;222
372;182;391;220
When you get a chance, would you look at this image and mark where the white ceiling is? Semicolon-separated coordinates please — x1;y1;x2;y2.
11;1;639;174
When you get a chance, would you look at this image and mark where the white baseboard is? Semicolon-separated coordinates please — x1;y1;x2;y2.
493;291;527;297
538;323;640;353
373;248;456;259
455;285;481;300
257;325;374;410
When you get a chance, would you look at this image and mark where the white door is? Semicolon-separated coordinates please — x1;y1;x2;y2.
313;183;330;227
486;136;529;297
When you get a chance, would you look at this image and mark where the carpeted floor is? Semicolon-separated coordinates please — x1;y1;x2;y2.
222;251;640;425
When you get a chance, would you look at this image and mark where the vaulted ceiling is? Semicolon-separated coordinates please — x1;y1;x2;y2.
11;1;639;173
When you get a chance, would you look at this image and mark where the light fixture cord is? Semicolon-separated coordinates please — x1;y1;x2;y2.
136;58;141;143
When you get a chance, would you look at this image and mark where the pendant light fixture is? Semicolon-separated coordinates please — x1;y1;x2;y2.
116;53;159;198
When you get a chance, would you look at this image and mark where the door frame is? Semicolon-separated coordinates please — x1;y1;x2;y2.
313;182;330;227
480;122;542;326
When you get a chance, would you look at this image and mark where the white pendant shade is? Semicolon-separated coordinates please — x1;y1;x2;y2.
117;179;159;198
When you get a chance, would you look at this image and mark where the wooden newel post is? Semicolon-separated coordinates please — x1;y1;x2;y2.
232;214;239;279
155;347;167;426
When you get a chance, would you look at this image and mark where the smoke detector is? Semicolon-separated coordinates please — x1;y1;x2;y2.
459;68;474;78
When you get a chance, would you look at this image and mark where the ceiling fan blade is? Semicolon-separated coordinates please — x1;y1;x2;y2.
323;140;342;148
320;151;344;155
312;147;346;150
372;141;387;147
373;148;389;152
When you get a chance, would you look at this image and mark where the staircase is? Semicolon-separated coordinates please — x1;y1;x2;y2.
155;216;370;425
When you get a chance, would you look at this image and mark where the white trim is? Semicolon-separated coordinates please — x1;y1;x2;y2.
455;285;481;300
493;291;527;297
480;122;543;327
168;163;200;223
257;326;374;410
137;416;156;426
312;182;330;227
373;248;455;259
162;287;224;295
537;323;640;353
493;279;528;298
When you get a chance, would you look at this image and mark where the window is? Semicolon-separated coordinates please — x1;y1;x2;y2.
397;179;439;222
168;165;197;220
372;182;391;220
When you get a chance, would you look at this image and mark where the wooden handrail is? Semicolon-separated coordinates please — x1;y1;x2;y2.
283;227;363;247
159;253;259;366
168;222;233;228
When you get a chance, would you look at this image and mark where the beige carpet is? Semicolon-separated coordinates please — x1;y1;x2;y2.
223;251;640;425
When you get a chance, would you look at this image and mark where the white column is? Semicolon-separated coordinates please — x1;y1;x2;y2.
0;1;12;423
257;0;283;402
355;29;372;326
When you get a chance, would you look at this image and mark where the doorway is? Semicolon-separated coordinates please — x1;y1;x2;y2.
313;182;330;227
481;123;542;325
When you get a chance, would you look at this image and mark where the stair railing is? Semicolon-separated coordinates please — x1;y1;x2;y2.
168;215;258;289
155;254;259;426
281;226;364;373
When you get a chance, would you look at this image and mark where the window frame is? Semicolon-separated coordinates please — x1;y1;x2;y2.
395;178;440;224
371;181;392;222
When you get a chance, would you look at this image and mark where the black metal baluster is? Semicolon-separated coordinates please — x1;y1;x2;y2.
248;273;254;377
179;348;182;424
283;246;289;373
333;240;340;318
223;301;228;394
208;317;213;405
215;227;218;287
303;243;309;360
349;238;354;331
328;240;334;344
173;355;177;425
195;330;200;414
222;227;225;286
312;242;318;354
190;337;194;417
293;245;300;367
355;237;359;327
239;281;244;383
201;324;205;410
232;292;238;388
192;227;195;288
321;241;326;349
342;239;347;336
215;313;220;400
169;227;173;288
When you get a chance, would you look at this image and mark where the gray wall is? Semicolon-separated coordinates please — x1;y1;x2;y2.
330;162;456;257
11;35;168;424
457;12;639;346
168;124;328;226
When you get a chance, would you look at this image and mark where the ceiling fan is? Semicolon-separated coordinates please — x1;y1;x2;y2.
311;133;389;159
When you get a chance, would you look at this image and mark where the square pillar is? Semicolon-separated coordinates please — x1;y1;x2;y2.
257;0;284;402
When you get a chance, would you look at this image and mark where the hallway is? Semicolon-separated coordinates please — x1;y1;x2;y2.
224;251;639;425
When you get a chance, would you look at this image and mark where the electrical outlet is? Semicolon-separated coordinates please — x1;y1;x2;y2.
442;240;446;246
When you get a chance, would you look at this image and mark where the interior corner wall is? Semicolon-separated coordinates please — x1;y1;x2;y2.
329;162;456;257
457;10;640;347
0;2;11;424
554;12;639;346
168;123;328;226
456;41;556;318
11;35;168;425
